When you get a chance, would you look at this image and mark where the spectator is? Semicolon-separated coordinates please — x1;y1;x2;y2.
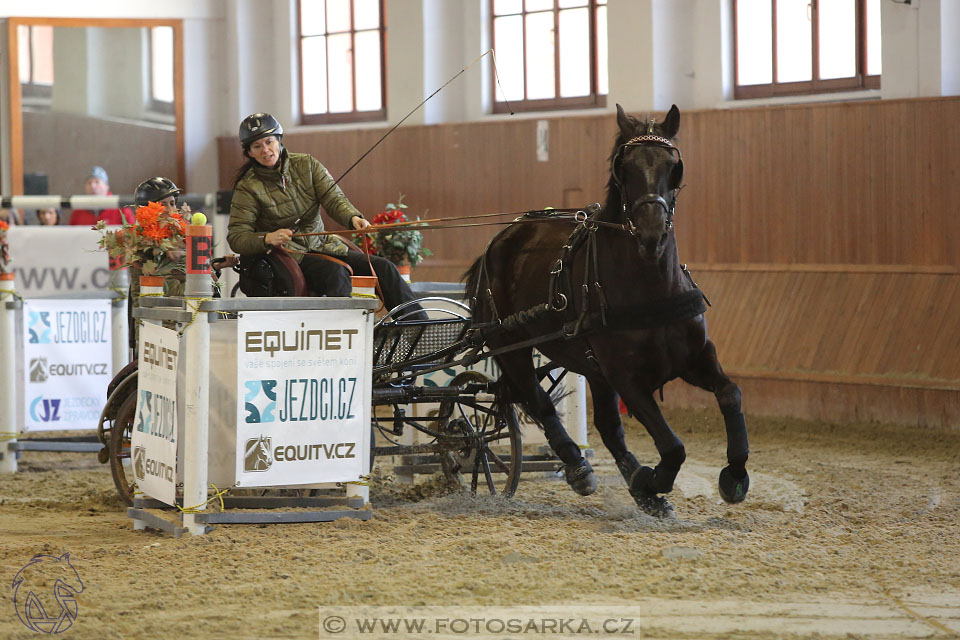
69;166;134;226
37;207;61;226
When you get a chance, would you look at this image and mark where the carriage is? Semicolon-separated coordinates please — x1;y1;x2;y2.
96;287;540;506
96;103;752;518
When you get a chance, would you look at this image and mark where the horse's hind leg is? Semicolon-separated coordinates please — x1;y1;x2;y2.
495;349;596;496
682;339;750;503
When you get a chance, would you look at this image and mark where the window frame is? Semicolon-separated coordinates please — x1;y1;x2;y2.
18;25;53;100
733;0;880;100
298;0;387;125
148;26;175;115
491;0;607;114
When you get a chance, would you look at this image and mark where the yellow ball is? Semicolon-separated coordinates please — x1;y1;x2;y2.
190;212;207;226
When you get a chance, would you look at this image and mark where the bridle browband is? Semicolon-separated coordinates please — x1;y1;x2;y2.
611;130;684;235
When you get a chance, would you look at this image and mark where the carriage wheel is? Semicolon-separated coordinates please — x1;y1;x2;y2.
437;371;522;498
109;392;138;507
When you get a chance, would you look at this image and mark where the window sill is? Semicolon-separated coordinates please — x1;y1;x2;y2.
722;89;881;109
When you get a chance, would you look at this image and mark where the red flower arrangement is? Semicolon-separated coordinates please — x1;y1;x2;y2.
95;202;186;275
354;196;432;267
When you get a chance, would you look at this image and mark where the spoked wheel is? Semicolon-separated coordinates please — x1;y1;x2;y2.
437;372;522;497
109;392;138;507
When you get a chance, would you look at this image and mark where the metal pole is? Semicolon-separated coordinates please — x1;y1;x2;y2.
109;265;130;375
0;273;19;473
182;224;213;535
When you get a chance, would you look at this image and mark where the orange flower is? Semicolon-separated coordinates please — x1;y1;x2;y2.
0;220;8;231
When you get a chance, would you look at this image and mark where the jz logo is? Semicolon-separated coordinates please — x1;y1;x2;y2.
29;397;61;423
27;311;52;344
244;380;277;424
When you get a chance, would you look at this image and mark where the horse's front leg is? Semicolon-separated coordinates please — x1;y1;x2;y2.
614;385;686;518
682;339;750;503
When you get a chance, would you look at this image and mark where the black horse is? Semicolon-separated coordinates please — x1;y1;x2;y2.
464;104;749;516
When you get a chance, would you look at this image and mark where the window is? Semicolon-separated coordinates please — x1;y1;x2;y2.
492;0;607;113
149;26;175;114
18;25;54;99
299;0;386;124
734;0;880;99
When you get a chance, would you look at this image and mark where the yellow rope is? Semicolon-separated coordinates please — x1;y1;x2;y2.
177;483;229;514
0;431;20;442
346;474;371;486
0;288;24;303
177;296;214;336
350;292;378;299
109;286;129;298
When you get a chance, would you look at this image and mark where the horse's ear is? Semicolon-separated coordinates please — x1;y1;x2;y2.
661;104;680;139
616;103;636;138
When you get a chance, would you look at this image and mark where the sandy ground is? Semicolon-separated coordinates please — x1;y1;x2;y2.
1;407;959;639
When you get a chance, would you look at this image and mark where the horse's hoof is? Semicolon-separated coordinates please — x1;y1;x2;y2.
565;459;597;496
632;492;675;518
718;466;750;503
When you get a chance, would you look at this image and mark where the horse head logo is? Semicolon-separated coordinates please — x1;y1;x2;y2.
29;358;49;383
133;446;146;482
12;552;85;634
244;436;273;472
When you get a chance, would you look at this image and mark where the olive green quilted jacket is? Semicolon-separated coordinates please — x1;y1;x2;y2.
227;150;361;261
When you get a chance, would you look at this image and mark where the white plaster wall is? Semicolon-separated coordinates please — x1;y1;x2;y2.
4;0;960;195
607;0;656;112
940;0;960;96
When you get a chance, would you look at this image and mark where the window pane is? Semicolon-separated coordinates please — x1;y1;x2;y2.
151;27;175;103
494;0;522;15
525;0;554;11
18;25;31;84
776;0;812;82
559;0;587;7
818;0;855;79
597;4;608;94
866;0;881;75
354;30;381;111
301;0;327;36
494;15;524;101
31;26;54;85
327;32;354;112
302;36;329;114
525;11;556;99
736;0;772;85
559;8;590;97
326;0;351;33
353;0;379;31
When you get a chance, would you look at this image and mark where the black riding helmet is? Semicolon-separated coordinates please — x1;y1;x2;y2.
239;113;284;149
135;177;181;207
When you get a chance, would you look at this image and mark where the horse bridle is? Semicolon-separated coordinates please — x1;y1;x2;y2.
611;131;684;234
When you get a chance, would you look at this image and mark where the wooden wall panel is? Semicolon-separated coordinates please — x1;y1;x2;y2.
216;97;960;427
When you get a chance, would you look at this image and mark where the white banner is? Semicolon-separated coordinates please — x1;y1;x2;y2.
7;227;114;297
131;323;180;506
236;310;368;487
22;299;112;431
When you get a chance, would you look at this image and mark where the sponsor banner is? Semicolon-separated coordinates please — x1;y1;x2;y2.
131;323;180;505
7;227;113;297
236;310;368;487
22;299;112;431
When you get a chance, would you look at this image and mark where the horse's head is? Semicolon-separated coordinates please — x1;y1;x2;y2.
607;103;684;262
